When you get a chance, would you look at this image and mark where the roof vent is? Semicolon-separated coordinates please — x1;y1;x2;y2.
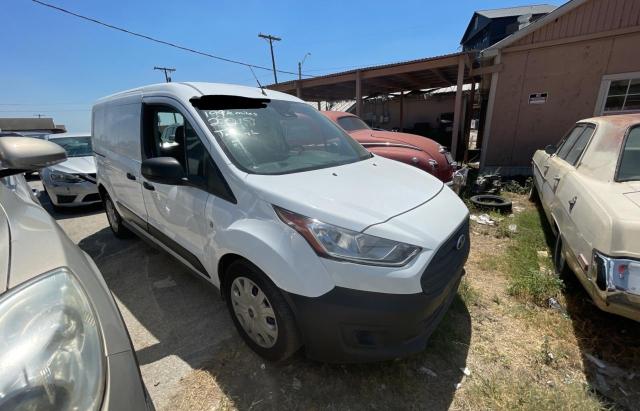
517;13;533;30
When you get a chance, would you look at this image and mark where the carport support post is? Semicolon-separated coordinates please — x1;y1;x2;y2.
399;91;404;132
451;55;465;160
296;80;302;99
355;70;362;117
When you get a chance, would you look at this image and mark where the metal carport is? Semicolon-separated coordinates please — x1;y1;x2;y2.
268;52;476;158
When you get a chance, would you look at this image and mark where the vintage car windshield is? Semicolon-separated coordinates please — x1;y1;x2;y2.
51;136;93;157
195;99;371;175
337;116;371;132
617;125;640;181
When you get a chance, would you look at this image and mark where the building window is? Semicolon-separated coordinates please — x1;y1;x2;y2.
597;73;640;115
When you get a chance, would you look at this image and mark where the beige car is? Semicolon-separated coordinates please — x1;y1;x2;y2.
531;114;640;322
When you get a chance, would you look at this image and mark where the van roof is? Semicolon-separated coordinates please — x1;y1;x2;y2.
94;82;302;106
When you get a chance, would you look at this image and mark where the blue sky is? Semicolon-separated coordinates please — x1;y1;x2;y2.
3;0;561;131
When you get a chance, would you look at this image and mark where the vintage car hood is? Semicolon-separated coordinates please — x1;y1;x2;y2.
48;156;96;174
245;156;444;232
349;129;441;158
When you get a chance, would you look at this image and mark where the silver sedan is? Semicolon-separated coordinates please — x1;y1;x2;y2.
42;132;100;208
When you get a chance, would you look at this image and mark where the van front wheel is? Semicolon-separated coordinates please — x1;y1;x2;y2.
104;194;133;239
225;260;301;362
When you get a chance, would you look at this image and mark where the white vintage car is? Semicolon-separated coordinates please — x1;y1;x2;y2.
532;114;640;322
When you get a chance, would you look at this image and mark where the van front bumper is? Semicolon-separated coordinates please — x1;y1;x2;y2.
286;269;463;363
286;219;469;363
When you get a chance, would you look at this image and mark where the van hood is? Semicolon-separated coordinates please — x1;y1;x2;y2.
245;156;444;231
48;156;96;174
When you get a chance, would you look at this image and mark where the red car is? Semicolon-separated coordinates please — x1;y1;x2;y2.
322;111;457;185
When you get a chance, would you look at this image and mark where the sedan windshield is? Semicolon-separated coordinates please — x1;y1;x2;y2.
195;99;371;175
51;136;93;157
337;116;370;132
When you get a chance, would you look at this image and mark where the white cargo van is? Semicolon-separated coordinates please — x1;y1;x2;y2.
92;82;469;362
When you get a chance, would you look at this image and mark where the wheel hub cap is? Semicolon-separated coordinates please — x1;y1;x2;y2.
230;277;278;348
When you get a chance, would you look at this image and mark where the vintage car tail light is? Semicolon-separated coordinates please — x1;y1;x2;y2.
592;250;640;295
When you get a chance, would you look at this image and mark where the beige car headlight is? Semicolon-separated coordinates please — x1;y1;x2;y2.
0;268;105;410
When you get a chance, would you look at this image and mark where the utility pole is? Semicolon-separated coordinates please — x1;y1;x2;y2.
298;52;311;80
154;66;176;82
258;33;281;84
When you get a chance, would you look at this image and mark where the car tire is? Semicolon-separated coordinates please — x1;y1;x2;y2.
470;194;513;213
553;233;569;276
528;183;539;203
103;193;133;239
224;259;301;362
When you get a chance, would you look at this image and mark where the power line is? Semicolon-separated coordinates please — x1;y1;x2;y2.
31;0;313;78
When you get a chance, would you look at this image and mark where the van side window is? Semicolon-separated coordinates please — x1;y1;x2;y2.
142;104;236;202
143;105;187;169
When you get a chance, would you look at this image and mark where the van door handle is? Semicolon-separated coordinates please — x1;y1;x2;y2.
126;172;136;181
143;181;155;191
553;175;561;181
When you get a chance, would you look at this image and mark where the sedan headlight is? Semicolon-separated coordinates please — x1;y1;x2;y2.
592;251;640;295
0;268;104;411
274;206;421;266
50;171;83;184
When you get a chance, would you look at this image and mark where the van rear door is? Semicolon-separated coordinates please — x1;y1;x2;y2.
93;97;148;229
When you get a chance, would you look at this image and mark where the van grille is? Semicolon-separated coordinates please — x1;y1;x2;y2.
420;219;470;295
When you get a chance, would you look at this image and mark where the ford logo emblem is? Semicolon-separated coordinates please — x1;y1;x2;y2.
456;234;466;250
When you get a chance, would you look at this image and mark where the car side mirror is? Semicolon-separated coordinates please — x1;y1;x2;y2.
0;137;67;177
544;144;556;155
141;157;186;185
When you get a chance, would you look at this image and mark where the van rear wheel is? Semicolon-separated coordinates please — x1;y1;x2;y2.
104;194;133;239
225;259;301;362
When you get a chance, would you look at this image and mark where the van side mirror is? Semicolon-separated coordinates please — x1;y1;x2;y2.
544;144;556;155
141;157;186;185
0;137;67;177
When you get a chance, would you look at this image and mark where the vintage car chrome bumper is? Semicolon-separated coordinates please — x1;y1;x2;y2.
446;167;468;195
567;248;640;322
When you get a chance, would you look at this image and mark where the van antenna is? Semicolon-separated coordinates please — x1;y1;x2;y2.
249;66;267;96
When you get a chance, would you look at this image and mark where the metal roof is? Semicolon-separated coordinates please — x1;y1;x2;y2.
0;117;57;132
268;52;473;101
476;4;556;19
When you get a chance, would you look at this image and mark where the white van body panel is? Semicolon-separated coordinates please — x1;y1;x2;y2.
94;82;468;298
93;93;147;222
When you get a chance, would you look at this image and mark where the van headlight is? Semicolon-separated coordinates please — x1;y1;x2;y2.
274;206;421;266
0;268;104;411
50;171;83;184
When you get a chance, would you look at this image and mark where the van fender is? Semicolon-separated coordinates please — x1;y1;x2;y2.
215;218;335;298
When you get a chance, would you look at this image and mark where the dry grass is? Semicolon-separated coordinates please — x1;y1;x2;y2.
166;194;638;411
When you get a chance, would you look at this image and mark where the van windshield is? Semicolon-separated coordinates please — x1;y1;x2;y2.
194;98;371;175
